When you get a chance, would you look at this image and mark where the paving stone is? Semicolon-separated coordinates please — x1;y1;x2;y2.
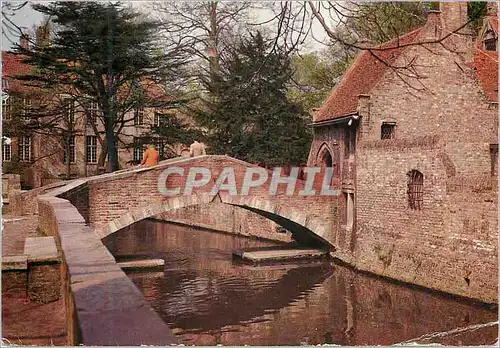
24;237;59;262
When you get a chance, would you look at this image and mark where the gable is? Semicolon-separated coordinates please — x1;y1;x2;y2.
314;28;423;123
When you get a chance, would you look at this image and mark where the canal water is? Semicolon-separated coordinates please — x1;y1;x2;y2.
103;220;498;346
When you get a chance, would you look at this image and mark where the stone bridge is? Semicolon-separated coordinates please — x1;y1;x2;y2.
50;155;337;249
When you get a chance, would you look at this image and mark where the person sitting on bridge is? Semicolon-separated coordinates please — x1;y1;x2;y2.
189;140;206;157
139;144;159;167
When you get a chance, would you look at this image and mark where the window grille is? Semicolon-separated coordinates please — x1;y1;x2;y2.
2;141;11;161
63;98;75;125
2;97;11;120
86;101;100;124
19;136;31;162
22;98;32;121
134;108;144;125
86;136;97;164
63;136;76;164
133;137;144;162
381;123;396;140
407;170;423;210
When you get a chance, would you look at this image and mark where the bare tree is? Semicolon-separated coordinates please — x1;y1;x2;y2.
152;1;252;88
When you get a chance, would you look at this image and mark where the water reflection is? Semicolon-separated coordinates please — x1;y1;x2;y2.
103;220;498;346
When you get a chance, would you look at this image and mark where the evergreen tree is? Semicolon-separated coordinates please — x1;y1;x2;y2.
13;1;186;172
194;31;311;166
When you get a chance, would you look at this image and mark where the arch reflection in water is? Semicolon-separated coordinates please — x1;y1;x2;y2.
103;220;498;346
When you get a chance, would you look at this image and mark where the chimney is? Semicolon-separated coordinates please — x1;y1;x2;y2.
438;1;472;60
36;23;50;48
439;2;468;33
20;32;29;50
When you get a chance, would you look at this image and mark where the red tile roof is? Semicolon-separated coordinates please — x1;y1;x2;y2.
2;51;34;94
2;51;171;103
472;47;498;103
314;28;423;122
470;14;498;103
315;13;500;123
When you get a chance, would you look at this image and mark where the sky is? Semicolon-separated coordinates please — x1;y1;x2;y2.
1;1;329;52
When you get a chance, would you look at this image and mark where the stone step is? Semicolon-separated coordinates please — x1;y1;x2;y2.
118;259;165;270
24;237;59;262
234;248;330;263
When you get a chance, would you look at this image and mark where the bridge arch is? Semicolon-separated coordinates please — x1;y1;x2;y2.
96;192;335;250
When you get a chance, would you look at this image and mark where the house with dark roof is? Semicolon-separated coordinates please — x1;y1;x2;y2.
2;36;188;188
308;2;498;304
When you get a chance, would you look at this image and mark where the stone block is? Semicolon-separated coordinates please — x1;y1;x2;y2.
24;237;59;262
27;262;61;303
2;255;28;271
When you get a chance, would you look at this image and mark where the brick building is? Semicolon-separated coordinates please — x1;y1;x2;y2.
308;2;498;303
2;41;192;188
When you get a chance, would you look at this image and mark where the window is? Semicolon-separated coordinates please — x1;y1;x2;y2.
86;136;97;164
407;170;423;210
485;38;497;51
63;136;76;164
19;136;31;162
151;138;164;158
133;137;144;162
134;108;144;125
483;30;497;51
86;100;100;125
2;97;11;120
153;113;161;127
2;140;11;161
21;98;32;121
381;122;396;140
63;98;75;125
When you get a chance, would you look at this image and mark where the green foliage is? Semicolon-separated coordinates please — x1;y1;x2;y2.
194;31;311;166
289;47;354;113
468;2;488;33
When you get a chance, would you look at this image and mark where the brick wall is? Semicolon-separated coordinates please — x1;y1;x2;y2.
308;11;498;303
83;156;336;245
156;203;293;243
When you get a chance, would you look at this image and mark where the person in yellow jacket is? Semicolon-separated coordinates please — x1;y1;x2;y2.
139;144;159;167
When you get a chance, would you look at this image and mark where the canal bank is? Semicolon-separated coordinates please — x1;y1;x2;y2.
103;220;498;346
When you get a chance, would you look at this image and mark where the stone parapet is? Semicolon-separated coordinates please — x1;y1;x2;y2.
37;195;178;346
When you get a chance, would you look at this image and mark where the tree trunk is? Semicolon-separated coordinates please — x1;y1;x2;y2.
97;141;108;169
65;136;71;180
105;121;119;172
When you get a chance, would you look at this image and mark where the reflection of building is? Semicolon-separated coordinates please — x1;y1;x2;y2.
1;37;192;188
308;3;498;302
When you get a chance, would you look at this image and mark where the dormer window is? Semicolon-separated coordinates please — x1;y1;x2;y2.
484;38;497;51
483;29;497;51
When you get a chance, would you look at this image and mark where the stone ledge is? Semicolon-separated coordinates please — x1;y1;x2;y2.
24;237;59;262
2;255;28;271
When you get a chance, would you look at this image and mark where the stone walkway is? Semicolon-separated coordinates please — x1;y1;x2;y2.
2;213;67;345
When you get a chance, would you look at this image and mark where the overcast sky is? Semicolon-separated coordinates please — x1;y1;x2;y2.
1;1;329;52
